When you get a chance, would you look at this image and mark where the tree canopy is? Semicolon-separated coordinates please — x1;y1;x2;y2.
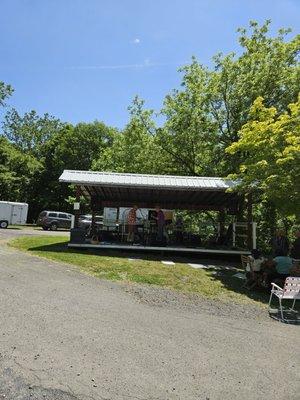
0;136;41;201
226;96;300;217
1;109;115;219
97;21;299;180
0;81;13;106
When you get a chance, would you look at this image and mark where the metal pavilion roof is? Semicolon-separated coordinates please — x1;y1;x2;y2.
59;170;240;212
59;170;236;191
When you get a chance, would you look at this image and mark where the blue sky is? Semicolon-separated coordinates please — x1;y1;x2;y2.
1;0;299;128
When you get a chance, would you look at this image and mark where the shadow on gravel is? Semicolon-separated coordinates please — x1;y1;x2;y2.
269;310;300;325
0;367;79;400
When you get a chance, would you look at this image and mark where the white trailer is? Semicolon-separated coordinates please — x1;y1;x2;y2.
0;201;29;228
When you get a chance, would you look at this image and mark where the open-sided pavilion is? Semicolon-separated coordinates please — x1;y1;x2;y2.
59;170;255;255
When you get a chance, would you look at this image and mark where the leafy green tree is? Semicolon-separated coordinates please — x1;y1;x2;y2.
52;121;115;171
29;121;116;217
0;81;13;106
0;136;41;201
209;20;300;147
94;97;165;174
1;109;65;219
122;21;300;178
157;61;220;175
1;107;116;219
226;96;300;217
2;109;64;157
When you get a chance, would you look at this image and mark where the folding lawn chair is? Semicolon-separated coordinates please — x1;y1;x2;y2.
268;276;300;323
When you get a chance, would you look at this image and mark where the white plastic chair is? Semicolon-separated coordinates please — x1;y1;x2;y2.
268;277;300;322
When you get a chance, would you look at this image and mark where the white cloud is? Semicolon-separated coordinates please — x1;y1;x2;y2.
132;38;140;44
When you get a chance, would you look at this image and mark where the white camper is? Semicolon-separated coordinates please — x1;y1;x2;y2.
0;201;28;228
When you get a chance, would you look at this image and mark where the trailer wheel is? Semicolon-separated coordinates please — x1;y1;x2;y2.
0;220;8;229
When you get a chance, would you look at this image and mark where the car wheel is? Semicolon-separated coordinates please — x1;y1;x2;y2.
0;220;8;229
50;223;58;231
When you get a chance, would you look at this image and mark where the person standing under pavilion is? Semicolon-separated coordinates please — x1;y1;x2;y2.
127;205;138;243
155;206;166;244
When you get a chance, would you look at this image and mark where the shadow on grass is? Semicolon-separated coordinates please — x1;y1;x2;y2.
27;241;243;262
269;310;300;324
210;269;300;315
28;241;198;263
33;228;70;232
210;269;270;305
25;241;277;306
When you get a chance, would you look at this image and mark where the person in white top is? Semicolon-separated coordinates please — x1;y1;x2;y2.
245;249;265;289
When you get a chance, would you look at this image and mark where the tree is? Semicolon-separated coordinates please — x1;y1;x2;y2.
0;81;13;106
0;136;41;201
157;60;221;176
28;121;116;218
209;20;300;149
226;96;300;217
1;107;116;218
52;121;115;171
94;97;165;174
125;21;300;178
2;109;64;157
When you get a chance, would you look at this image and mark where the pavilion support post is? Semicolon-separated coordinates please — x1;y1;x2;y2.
74;186;81;228
219;209;225;238
90;196;102;235
247;192;253;250
91;210;96;235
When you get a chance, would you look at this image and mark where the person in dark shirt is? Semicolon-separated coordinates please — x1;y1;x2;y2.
174;216;184;243
155;206;165;243
272;229;289;257
291;229;300;259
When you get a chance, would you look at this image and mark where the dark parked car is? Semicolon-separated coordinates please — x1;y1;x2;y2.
37;211;73;231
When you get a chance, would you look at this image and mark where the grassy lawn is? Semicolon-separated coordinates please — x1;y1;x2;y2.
9;235;270;306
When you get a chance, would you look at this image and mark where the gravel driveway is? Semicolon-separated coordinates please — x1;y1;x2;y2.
0;229;299;400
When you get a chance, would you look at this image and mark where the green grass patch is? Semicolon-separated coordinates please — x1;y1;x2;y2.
9;235;270;305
